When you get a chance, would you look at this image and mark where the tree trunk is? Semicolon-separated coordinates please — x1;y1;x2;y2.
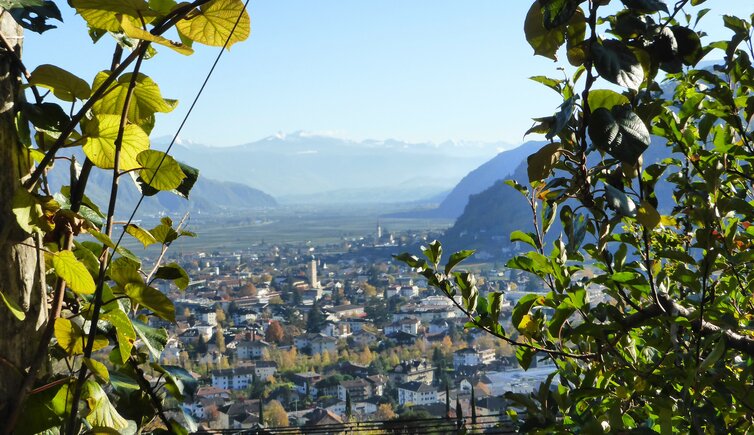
0;10;47;416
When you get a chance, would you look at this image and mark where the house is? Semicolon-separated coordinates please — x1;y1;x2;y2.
388;359;435;385
236;339;270;360
322;320;351;338
453;347;495;369
309;335;337;355
292;372;322;397
349;329;378;347
198;308;218;326
389;317;420;335
398;381;440;406
428;320;450;335
366;374;388;397
253;360;278;379
326;304;366;319
303;408;344;427
211;367;256;390
337;378;372;401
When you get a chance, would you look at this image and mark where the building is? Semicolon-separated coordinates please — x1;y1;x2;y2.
388;359;435;385
211;367;255;390
326;304;366;319
337;378;372;402
310;335;337;354
453;347;495;369
398;381;440;406
236;339;270;360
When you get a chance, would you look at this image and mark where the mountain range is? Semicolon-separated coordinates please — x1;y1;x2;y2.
159;132;506;203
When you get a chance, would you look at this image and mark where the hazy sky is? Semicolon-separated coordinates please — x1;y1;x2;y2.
22;1;750;147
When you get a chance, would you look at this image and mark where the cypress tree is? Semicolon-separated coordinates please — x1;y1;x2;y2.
445;383;450;417
259;399;264;426
345;391;352;420
471;385;477;426
456;397;463;426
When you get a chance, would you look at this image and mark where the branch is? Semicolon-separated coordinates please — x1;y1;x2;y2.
128;358;176;434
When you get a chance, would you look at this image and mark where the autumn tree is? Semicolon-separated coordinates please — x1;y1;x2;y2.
374;403;397;421
265;320;285;343
264;399;290;427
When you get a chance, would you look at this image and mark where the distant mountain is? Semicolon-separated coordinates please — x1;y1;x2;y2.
393;141;544;219
442;136;675;256
47;155;277;219
160;131;505;203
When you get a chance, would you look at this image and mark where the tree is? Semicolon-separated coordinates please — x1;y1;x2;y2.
215;306;227;325
306;299;326;333
374;403;397;421
264;400;289;427
470;385;476;425
216;326;226;354
266;320;285;343
397;2;754;433
345;391;353;420
0;2;250;431
445;383;450;417
239;281;257;297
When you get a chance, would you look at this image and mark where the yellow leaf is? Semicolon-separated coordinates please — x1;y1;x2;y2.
136;150;186;191
118;14;194;55
636;201;661;229
71;0;157;32
55;318;109;355
82;114;150;170
518;314;539;337
91;71;178;127
53;250;96;295
28;64;91;102
176;0;250;48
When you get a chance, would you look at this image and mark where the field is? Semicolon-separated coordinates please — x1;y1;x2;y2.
123;204;454;254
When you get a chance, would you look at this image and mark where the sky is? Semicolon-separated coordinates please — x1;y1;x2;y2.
22;1;752;148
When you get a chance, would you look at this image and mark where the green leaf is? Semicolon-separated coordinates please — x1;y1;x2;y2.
423;240;443;266
444;250;475;274
671;26;703;66
102;309;137;364
28;64;91;102
53;250;96;295
124;223;158;248
565;8;587;66
176;0;250;48
83;357;110;383
23;101;70;138
540;0;578;29
699;338;725;373
547;98;575;139
91;71;178;127
136;150;186;191
516;346;536;370
132;319;168;360
108;256;143;288
524;1;566;60
527;141;562;183
124;283;176;321
1;290;26;321
150;222;179;245
154;263;190;290
82;114;150;170
510;230;538;248
591;39;644;90
621;0;669;13
589;105;650;165
7;1;61;33
588;89;630;111
83;380;129;430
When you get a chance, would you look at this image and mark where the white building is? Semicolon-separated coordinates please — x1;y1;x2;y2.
211;367;255;390
398;381;440;406
453;347;495;369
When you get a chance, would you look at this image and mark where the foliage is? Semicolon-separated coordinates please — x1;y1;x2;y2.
265;320;285;344
398;0;754;432
263;399;290;427
0;0;250;433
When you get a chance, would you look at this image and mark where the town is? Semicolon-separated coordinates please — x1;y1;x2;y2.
146;223;602;431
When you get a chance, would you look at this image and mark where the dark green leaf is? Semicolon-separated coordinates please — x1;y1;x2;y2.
154;263;190;290
528;142;562;183
540;0;578;29
591;39;644;90
444;250;475;274
589;105;650;164
621;0;668;13
525;1;566;60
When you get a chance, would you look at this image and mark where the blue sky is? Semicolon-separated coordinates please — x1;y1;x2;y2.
23;1;751;147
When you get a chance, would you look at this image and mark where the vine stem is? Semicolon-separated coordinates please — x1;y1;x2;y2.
64;47;147;435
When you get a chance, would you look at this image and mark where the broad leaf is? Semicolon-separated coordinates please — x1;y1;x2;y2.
527;142;561;182
83;357;110;383
71;0;157;32
137;150;186;191
83;381;129;430
102;308;137;363
154;263;190;290
524;1;566;60
176;0;250;48
592;39;644;90
589;105;650;164
621;0;669;13
541;0;578;29
588;89;630;111
124;223;158;248
29;64;91;101
82;114;150;170
118;14;194;55
55;318;108;355
91;71;178;127
52;250;96;295
124;283;176;321
132;319;168;360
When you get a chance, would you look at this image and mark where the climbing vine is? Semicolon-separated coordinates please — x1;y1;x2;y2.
0;0;249;433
